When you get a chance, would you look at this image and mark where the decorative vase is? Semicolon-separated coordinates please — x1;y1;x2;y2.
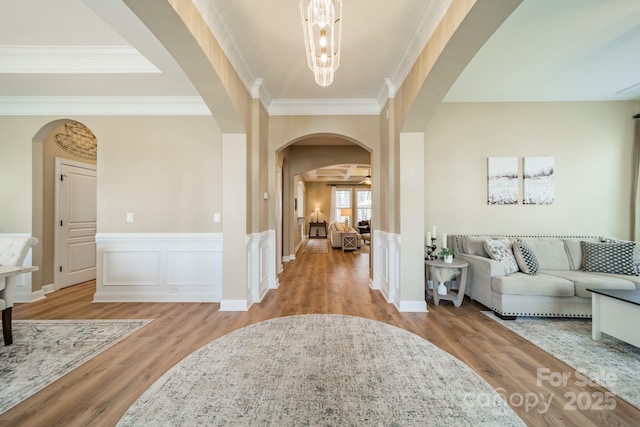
437;282;447;295
444;255;453;263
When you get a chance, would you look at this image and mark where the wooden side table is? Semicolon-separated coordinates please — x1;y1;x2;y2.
341;232;358;252
309;221;327;238
425;259;468;307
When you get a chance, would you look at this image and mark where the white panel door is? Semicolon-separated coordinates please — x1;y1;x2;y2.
56;160;97;289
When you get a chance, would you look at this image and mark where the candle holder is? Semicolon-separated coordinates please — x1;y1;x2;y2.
425;237;438;260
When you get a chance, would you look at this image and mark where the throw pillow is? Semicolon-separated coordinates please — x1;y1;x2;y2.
484;239;519;275
601;238;640;275
513;240;539;275
581;241;638;276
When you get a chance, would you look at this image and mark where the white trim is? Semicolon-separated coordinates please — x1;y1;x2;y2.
94;233;222;303
0;96;210;116
398;300;428;313
0;45;160;74
42;284;55;295
377;0;453;108
220;299;251;311
269;98;380;116
247;230;275;305
15;289;45;303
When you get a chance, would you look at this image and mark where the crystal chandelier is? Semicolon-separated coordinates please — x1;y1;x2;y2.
299;0;342;86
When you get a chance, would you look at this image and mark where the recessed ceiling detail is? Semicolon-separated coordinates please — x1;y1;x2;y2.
302;163;371;183
0;96;210;116
0;45;160;74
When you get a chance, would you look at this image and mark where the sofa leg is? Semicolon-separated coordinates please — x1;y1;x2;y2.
2;307;12;346
495;311;517;320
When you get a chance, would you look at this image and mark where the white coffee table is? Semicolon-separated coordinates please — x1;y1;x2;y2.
588;288;640;348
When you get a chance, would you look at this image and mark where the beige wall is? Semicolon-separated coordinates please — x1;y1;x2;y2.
424;101;640;239
305;182;332;225
1;115;221;290
94;116;222;233
0;117;40;232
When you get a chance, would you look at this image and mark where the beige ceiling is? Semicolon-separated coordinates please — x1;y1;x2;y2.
1;1;639;178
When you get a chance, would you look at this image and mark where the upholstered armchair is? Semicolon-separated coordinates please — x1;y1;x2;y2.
0;236;39;345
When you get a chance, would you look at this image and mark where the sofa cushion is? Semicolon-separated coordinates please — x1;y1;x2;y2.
541;270;636;298
491;273;575;297
581;241;638;276
562;238;599;271
484;239;519;274
513;240;539;275
591;272;640;288
519;238;570;270
463;235;490;257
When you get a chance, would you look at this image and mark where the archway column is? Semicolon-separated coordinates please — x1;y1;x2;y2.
397;132;427;312
220;133;249;310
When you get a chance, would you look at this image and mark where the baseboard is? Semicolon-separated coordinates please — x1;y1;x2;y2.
15;289;46;303
397;300;428;313
42;283;55;295
220;299;251;311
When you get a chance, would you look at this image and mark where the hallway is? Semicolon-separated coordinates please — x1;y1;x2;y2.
4;245;639;426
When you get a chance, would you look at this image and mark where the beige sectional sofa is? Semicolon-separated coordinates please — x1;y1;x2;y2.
327;221;362;249
451;235;640;318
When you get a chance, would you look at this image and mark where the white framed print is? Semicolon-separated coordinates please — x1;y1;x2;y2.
524;156;554;205
487;157;518;205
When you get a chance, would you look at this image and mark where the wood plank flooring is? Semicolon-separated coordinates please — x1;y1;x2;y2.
3;241;639;426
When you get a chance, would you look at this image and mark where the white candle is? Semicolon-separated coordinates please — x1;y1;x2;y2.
432;225;437;239
426;232;432;243
442;233;448;249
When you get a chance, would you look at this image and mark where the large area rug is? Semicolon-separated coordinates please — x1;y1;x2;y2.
303;238;328;254
119;314;524;426
484;312;640;410
0;319;150;414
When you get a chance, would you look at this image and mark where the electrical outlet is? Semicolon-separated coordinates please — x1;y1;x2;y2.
214;212;221;223
168;286;178;293
126;212;134;223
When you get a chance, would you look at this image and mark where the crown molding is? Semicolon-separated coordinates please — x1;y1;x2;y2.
191;0;272;108
0;45;160;73
268;98;380;116
0;96;210;116
376;0;453;108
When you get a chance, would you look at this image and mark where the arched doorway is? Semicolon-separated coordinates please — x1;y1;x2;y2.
32;119;98;295
275;133;375;279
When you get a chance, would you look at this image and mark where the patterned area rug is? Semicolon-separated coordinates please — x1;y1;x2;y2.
303;238;328;254
119;314;524;426
484;312;640;410
0;319;150;414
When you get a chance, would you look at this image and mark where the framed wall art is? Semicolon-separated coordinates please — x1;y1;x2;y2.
524;156;554;205
487;157;518;205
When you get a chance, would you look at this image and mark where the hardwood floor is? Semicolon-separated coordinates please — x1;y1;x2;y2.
3;242;639;426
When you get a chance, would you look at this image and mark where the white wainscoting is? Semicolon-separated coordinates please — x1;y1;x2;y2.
373;230;400;306
94;233;222;302
245;230;277;307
